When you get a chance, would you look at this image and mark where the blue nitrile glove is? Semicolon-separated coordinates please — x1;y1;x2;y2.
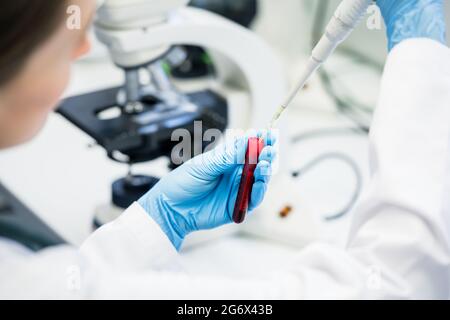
138;132;277;250
377;0;447;51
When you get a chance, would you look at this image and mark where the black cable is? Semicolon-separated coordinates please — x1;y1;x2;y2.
291;126;367;220
318;70;371;133
291;152;363;221
292;126;365;144
286;2;379;221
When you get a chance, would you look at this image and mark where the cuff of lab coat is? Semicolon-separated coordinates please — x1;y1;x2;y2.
389;38;450;73
118;202;179;263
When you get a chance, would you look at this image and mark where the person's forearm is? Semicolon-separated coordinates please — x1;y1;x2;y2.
139;194;186;251
80;202;179;272
346;38;450;298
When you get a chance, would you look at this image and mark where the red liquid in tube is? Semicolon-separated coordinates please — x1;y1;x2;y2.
232;137;265;224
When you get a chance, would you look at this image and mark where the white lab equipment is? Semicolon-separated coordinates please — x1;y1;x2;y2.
1;38;450;299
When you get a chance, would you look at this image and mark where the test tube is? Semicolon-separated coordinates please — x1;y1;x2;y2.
232;137;265;224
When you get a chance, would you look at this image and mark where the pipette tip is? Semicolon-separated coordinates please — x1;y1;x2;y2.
267;105;286;129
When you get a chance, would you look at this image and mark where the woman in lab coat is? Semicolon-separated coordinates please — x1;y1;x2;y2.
0;0;449;299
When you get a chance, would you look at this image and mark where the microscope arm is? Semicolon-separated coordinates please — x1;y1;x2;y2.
95;5;286;129
95;0;190;67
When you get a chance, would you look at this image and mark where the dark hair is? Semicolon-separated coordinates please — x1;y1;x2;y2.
0;1;68;86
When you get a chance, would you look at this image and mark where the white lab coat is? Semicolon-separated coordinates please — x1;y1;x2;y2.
1;38;450;299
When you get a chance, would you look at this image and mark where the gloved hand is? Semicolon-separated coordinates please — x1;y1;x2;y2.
377;0;447;51
138;132;277;250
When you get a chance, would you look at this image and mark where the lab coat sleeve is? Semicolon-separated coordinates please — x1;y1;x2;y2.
285;38;450;299
347;38;450;298
78;203;304;299
79;202;179;272
77;204;303;299
349;38;450;299
0;202;302;299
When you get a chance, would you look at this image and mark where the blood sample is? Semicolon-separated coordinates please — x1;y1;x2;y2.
232;137;265;224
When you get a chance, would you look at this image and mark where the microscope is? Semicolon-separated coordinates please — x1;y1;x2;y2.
57;0;286;229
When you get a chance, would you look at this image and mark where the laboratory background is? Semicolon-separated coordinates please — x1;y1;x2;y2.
1;0;450;299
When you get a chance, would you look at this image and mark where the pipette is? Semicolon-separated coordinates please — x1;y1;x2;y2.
269;0;374;128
